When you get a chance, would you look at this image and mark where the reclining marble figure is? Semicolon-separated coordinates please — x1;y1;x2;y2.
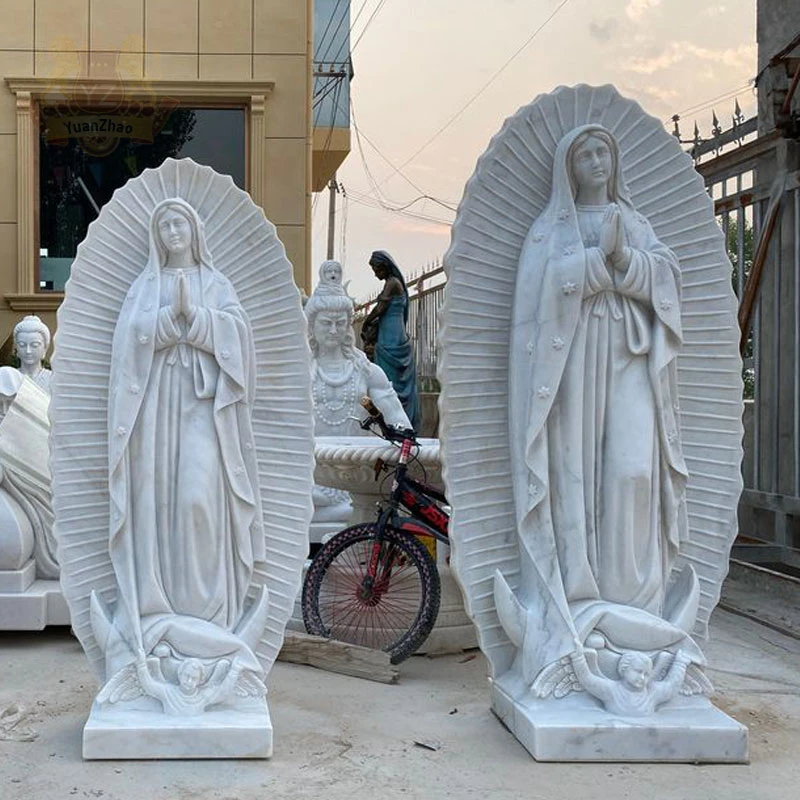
51;158;313;759
439;85;748;762
0;315;57;581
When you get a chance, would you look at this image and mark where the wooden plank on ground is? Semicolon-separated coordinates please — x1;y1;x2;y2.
278;630;399;684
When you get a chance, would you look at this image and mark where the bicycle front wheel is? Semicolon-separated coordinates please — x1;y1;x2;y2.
302;523;441;664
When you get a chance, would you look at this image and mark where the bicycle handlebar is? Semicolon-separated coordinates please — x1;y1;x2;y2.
359;396;416;444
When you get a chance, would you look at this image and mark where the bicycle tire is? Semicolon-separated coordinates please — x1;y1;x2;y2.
302;522;441;664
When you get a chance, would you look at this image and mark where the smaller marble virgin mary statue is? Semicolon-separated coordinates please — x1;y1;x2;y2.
0;315;57;579
94;197;269;711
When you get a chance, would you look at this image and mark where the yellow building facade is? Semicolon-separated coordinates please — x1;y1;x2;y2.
0;0;349;346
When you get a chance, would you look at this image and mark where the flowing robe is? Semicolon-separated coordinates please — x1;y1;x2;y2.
509;128;690;679
375;295;421;430
108;264;264;654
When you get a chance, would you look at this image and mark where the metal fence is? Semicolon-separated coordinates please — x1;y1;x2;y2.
355;263;446;390
697;134;800;573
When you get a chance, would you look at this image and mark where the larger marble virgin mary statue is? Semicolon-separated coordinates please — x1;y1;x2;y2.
508;124;696;675
439;86;746;761
51;158;313;759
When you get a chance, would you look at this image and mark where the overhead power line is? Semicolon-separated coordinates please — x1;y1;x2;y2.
367;0;572;195
315;0;348;67
664;83;754;124
350;96;458;224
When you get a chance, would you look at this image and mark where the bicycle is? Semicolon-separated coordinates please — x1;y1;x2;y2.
302;397;449;664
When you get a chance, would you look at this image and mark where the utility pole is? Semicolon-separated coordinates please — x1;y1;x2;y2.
326;174;337;260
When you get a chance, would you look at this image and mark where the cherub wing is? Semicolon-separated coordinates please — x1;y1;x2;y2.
532;648;598;698
52;158;313;682
531;656;580;699
440;85;742;678
681;663;714;696
233;671;267;699
96;664;143;705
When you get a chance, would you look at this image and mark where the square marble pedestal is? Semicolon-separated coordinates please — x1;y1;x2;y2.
492;678;748;763
83;698;272;760
0;562;70;630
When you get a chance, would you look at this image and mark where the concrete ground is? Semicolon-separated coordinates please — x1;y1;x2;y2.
1;603;799;800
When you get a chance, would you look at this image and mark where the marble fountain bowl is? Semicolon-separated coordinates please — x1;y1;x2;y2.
314;435;442;509
298;436;477;656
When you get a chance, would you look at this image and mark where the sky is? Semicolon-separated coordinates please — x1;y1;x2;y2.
310;0;758;301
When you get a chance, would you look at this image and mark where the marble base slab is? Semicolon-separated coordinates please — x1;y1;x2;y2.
83;698;273;760
492;679;748;763
0;579;70;629
0;559;36;592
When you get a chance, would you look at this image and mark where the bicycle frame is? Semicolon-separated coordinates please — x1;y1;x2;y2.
374;436;449;548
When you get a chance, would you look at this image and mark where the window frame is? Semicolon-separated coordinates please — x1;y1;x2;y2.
4;78;273;309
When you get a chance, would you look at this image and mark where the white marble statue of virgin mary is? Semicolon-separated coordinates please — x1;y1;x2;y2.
508;124;699;680
106;197;264;669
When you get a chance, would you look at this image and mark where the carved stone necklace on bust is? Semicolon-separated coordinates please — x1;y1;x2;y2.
313;359;358;426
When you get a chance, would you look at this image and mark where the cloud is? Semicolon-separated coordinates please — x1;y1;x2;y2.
625;0;662;22
588;18;617;43
623;42;757;76
386;218;451;237
622;84;680;106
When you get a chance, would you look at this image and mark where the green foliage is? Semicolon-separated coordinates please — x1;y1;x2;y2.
725;219;754;399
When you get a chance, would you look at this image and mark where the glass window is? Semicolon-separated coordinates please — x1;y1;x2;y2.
38;107;245;291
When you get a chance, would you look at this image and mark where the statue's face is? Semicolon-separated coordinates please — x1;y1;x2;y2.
15;331;45;367
369;258;389;280
313;310;350;348
157;209;194;256
571;135;613;194
323;263;342;283
178;664;203;692
621;659;652;691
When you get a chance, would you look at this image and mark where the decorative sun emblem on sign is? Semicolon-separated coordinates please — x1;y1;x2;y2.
41;47;178;158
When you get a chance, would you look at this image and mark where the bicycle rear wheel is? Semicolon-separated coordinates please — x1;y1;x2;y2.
302;523;441;664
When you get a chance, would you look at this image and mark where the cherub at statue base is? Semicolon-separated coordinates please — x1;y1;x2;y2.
491;674;748;763
83;696;271;760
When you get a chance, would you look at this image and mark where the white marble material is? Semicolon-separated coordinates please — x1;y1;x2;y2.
306;260;410;439
83;701;272;760
0;578;69;630
0;559;35;592
0;316;58;583
306;260;410;542
0;317;65;630
491;680;748;762
439;85;746;761
51;158;314;759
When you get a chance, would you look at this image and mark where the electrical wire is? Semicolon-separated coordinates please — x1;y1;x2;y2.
315;0;347;67
351;0;391;54
338;184;349;265
346;188;453;226
350;96;458;220
324;0;391;70
365;0;572;196
664;83;753;123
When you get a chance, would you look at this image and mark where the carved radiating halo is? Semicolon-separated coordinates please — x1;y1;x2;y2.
51;157;314;681
439;85;743;678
